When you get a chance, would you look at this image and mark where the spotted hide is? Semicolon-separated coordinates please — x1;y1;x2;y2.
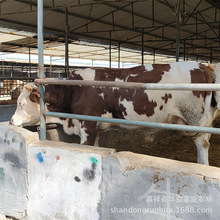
11;62;220;165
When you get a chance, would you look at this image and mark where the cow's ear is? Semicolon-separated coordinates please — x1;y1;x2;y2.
30;92;41;104
24;84;33;93
208;61;216;71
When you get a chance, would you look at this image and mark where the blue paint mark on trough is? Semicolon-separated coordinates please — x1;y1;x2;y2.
36;152;44;163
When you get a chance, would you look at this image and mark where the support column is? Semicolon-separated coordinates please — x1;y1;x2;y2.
38;0;46;141
118;42;120;68
183;39;186;61
28;45;31;78
65;6;70;78
142;29;144;65
38;0;44;79
109;31;111;68
176;0;181;62
50;56;52;78
210;46;213;63
153;49;156;64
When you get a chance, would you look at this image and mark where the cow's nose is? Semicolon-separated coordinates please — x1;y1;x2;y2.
10;118;13;125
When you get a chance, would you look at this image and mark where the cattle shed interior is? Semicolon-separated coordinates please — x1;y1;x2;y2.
0;3;220;219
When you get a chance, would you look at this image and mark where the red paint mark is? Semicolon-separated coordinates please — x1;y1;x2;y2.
45;173;49;180
56;155;60;161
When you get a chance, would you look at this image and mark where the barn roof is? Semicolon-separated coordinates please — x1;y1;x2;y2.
0;0;219;64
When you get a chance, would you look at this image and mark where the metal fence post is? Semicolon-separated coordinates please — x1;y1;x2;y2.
38;0;46;141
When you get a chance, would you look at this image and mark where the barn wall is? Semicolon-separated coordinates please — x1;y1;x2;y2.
0;123;219;220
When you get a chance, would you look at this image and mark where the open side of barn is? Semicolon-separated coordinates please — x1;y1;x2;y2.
0;123;219;220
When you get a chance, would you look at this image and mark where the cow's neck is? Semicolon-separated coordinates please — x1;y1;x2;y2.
45;115;64;125
43;102;68;125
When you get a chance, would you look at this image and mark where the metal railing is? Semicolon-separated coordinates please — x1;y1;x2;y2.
35;0;220;143
34;78;220;142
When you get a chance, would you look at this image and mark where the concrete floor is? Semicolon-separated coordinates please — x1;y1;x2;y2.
0;104;16;123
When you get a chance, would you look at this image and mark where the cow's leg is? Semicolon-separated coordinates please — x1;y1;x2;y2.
80;121;98;145
94;129;103;147
193;133;211;165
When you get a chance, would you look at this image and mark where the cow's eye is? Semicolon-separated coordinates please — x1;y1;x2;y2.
19;102;24;106
19;99;27;107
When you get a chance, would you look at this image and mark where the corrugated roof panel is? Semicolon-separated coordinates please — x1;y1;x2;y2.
0;33;26;43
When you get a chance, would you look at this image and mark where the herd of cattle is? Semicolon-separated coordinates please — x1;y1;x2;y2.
10;61;220;166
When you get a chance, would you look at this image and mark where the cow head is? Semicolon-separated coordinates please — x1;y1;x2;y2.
211;63;220;110
11;83;41;126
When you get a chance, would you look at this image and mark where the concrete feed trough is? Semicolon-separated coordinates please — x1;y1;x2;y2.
0;123;219;219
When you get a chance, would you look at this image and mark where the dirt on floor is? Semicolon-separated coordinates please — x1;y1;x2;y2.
98;126;220;168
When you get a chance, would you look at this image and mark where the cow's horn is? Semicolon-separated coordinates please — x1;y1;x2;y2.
208;61;216;71
24;84;33;93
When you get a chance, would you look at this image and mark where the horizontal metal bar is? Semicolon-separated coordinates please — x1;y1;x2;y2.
35;78;220;91
45;111;220;135
144;83;220;91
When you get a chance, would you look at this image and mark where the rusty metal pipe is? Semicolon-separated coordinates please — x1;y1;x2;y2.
35;78;220;91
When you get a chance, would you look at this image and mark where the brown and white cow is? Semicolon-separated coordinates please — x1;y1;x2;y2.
11;61;220;165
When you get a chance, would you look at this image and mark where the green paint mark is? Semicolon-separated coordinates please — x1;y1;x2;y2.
90;157;98;164
0;167;5;181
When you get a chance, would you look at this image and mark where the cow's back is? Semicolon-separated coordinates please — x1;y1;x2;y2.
70;62;213;128
71;62;212;84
